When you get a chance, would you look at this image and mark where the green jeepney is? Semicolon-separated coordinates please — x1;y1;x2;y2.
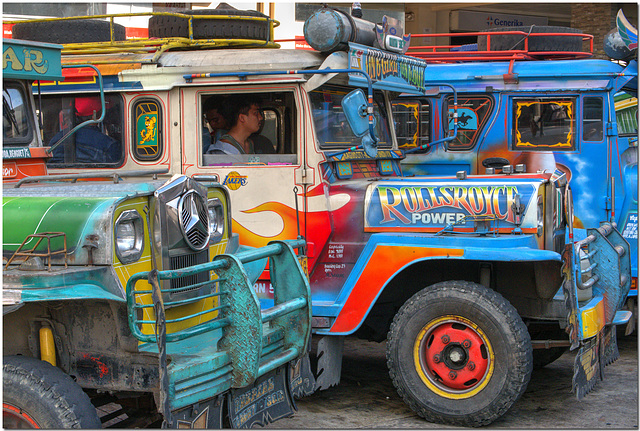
3;38;313;429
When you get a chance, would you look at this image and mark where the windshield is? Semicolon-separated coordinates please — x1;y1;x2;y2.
3;83;33;145
615;92;638;137
310;85;392;150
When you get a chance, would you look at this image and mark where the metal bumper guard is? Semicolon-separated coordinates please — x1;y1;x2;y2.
562;223;631;399
126;239;312;428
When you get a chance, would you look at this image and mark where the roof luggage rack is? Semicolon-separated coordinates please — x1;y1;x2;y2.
5;11;280;61
407;28;594;63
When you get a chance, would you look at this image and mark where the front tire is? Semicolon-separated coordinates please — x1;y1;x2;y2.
386;281;532;427
3;356;101;429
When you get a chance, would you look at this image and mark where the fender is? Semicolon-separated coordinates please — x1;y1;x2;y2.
3;266;125;307
319;233;562;335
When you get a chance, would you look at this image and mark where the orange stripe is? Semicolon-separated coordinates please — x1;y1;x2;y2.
330;245;464;333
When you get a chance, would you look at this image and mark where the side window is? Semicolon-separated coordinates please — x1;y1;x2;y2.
202;91;297;165
444;95;493;151
392;99;430;152
133;99;163;161
583;97;604;142
3;83;33;144
512;97;576;151
42;94;124;167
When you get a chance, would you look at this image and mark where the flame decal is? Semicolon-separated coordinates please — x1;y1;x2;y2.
233;200;333;250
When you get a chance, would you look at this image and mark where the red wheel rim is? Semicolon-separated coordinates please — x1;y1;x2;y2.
3;403;40;428
418;317;491;394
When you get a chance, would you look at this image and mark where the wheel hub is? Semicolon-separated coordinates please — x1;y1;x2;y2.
423;321;490;391
3;403;40;428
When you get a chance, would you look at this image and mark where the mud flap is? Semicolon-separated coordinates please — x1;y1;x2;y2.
561;244;580;350
572;325;619;400
173;395;224;428
314;335;344;391
288;353;316;399
227;366;295;428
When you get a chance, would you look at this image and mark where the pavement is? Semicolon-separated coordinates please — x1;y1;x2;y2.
267;333;639;429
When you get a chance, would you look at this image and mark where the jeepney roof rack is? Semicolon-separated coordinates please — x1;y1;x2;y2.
4;12;280;62
406;29;594;63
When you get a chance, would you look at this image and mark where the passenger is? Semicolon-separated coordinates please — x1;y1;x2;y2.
207;96;273;155
202;96;229;153
49;97;120;164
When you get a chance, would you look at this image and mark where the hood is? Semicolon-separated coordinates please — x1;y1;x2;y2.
3;180;166;265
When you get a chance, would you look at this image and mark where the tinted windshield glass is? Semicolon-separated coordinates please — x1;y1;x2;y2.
310;85;391;150
3;84;33;144
40;94;124;167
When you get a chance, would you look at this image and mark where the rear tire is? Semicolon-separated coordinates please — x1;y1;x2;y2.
11;19;126;44
3;356;101;429
477;26;583;52
386;281;532;427
148;5;269;41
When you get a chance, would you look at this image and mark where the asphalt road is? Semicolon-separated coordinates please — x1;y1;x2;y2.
267;333;638;429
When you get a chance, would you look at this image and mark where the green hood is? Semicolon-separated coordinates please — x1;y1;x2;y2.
3;181;163;265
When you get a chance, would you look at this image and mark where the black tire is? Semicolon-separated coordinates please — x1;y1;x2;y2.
148;4;269;41
477;26;583;52
11;19;126;44
3;356;101;429
386;281;532;427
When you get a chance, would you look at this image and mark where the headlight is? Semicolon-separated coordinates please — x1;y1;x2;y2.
115;210;144;264
208;198;225;244
537;195;544;237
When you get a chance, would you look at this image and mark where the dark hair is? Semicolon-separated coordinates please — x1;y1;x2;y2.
224;96;262;128
203;96;226;113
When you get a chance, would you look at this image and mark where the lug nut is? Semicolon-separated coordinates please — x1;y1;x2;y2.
441;335;450;344
462;339;472;348
433;354;441;363
448;371;457;380
467;361;475;371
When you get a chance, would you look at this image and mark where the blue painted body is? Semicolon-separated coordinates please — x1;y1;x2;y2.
395;58;638;286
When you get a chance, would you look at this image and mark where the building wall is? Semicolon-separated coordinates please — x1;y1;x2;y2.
571;3;615;60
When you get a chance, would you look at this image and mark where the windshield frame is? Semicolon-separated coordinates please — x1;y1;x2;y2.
310;84;393;152
3;80;35;147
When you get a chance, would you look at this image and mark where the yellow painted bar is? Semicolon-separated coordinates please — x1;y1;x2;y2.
580;297;605;339
39;325;57;366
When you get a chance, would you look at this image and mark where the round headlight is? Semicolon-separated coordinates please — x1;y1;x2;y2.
117;221;136;250
537;195;544;237
115;210;144;264
208;198;225;243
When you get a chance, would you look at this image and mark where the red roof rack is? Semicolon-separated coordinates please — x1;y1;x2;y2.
406;29;594;63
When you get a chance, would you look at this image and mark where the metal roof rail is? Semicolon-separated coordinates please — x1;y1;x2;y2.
13;169;169;188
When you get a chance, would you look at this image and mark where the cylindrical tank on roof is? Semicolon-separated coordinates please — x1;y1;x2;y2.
303;7;376;53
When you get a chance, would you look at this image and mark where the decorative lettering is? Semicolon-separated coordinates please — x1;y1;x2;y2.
375;184;525;225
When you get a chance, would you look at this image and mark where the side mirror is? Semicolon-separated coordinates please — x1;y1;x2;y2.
342;89;378;157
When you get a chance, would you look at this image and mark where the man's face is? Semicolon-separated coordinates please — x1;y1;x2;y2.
205;109;226;130
243;104;264;134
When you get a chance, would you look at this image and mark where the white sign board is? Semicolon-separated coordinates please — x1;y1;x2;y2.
450;10;548;31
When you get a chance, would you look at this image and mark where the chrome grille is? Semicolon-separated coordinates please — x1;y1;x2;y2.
178;190;210;250
169;249;210;292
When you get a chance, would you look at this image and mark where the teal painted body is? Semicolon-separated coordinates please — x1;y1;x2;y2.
2;38;64;81
128;239;311;416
